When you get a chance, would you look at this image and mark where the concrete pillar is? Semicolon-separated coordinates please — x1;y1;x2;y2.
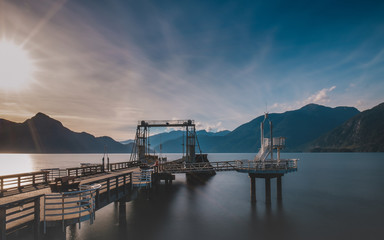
265;177;271;204
250;175;256;203
277;176;282;200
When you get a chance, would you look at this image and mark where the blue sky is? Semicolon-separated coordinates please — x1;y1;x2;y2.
1;0;384;140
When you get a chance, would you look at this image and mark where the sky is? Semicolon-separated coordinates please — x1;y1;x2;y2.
0;0;383;140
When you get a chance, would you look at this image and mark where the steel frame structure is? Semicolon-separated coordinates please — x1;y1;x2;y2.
130;120;200;164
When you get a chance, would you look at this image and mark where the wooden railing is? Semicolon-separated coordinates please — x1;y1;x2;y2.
0;171;48;196
81;172;133;207
159;161;237;173
159;159;298;174
235;159;298;172
66;165;103;177
108;161;139;171
43;185;101;233
0;194;43;240
132;170;152;188
40;168;67;182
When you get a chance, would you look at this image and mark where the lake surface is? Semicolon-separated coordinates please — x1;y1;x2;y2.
2;153;384;240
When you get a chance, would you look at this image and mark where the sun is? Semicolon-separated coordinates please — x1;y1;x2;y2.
0;40;36;91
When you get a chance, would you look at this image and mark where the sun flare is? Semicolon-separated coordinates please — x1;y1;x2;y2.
0;40;36;91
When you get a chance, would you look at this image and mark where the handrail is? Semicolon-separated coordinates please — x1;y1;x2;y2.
159;159;298;173
44;184;101;233
41;168;67;182
66;165;103;177
109;161;139;171
160;161;238;173
132;170;152;188
0;171;48;179
236;159;298;171
0;194;43;238
0;171;48;195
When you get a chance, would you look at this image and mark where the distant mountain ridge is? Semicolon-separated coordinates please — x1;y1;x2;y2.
0;113;132;153
2;102;382;153
145;104;361;153
311;102;384;152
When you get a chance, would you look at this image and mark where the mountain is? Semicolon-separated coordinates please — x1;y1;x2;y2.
0;103;365;153
120;139;134;145
0;113;133;153
210;104;360;152
150;130;230;152
310;102;384;152
121;129;231;152
155;104;360;153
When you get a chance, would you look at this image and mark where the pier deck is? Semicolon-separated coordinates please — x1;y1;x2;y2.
1;158;298;240
0;166;142;239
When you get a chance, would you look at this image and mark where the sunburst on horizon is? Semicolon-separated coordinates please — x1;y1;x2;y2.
0;39;36;91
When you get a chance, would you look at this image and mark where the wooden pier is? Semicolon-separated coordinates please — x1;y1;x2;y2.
0;158;298;240
0;162;144;240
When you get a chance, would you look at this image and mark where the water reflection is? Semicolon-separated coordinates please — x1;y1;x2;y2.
5;153;384;240
0;154;33;175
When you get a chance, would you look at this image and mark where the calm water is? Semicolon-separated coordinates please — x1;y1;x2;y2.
2;153;384;240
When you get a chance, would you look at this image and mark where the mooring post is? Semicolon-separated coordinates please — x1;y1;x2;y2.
250;174;256;203
0;206;6;240
265;177;271;204
277;175;282;200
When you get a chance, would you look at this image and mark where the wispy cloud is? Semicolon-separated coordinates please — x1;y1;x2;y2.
1;0;384;140
196;121;224;132
270;86;337;113
303;86;336;104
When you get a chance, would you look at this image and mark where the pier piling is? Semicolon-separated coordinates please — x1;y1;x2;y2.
265;177;271;204
277;176;282;200
250;175;256;203
0;207;5;240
